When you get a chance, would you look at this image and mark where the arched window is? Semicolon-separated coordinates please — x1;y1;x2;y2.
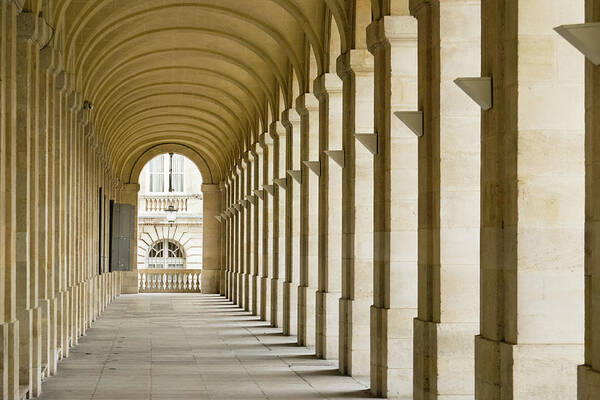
147;239;185;269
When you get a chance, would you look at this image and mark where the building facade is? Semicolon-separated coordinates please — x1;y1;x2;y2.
136;153;204;270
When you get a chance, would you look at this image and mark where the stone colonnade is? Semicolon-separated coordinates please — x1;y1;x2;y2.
0;2;122;399
218;1;598;399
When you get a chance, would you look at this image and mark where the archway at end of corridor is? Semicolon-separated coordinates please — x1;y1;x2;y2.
112;143;222;295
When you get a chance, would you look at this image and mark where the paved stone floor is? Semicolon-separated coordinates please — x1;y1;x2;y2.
39;294;372;400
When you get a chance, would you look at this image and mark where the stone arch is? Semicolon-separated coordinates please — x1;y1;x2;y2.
123;143;214;185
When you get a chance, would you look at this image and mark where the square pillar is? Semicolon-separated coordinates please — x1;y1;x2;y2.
201;183;221;293
478;1;585;399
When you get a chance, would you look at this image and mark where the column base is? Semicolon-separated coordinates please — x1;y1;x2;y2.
270;278;280;327
30;306;42;397
0;320;20;400
120;271;139;294
475;335;582;400
201;269;219;294
251;274;259;316
316;290;340;359
338;297;370;378
369;305;414;398
298;285;316;348
579;364;600;400
413;318;477;400
236;272;243;306
58;290;69;359
243;273;250;312
259;276;269;321
47;297;58;376
283;281;298;336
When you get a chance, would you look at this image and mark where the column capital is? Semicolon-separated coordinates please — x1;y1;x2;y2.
55;70;67;92
295;92;319;116
120;183;139;205
281;108;301;130
67;90;82;111
17;12;53;48
269;121;286;138
254;140;264;155
201;183;220;193
259;131;273;147
4;0;24;12
408;0;432;16
247;147;258;161
336;49;374;80
313;73;343;100
366;16;417;55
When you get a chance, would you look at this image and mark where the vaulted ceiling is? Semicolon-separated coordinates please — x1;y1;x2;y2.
44;0;363;183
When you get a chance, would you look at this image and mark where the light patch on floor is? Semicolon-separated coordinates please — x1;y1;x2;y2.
38;294;371;400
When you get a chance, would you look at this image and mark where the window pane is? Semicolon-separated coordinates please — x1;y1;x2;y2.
172;174;183;192
150;174;164;192
172;155;184;172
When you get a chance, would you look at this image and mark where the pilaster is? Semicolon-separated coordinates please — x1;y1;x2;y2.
336;47;375;379
281;108;301;337
477;1;584;399
314;73;343;360
270;121;286;328
296;93;320;349
201;183;221;293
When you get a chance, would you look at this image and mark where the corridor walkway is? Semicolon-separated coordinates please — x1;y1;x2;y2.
38;294;371;400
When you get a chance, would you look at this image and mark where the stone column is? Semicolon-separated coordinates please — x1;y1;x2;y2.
282;108;301;337
0;1;21;397
120;183;139;294
297;94;320;348
367;15;419;398
259;132;273;321
219;182;227;295
201;183;221;293
56;68;69;362
45;48;61;378
337;48;375;380
15;9;51;395
477;1;584;399
254;139;265;318
251;145;261;315
314;72;343;360
226;175;235;301
38;44;54;381
270;121;286;327
236;163;245;306
244;153;253;311
580;1;600;398
408;1;481;399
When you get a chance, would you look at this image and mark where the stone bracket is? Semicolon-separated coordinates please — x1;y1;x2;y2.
263;184;275;195
324;150;345;168
454;77;492;110
253;189;265;200
303;161;321;176
394;111;423;137
555;23;600;66
287;169;302;183
273;178;287;190
246;194;257;205
355;133;378;155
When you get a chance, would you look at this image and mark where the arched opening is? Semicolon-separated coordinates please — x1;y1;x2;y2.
136;152;203;275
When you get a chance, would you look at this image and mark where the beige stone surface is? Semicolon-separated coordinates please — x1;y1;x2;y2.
37;294;370;400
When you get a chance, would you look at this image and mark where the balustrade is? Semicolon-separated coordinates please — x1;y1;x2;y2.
138;269;202;293
141;195;194;212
